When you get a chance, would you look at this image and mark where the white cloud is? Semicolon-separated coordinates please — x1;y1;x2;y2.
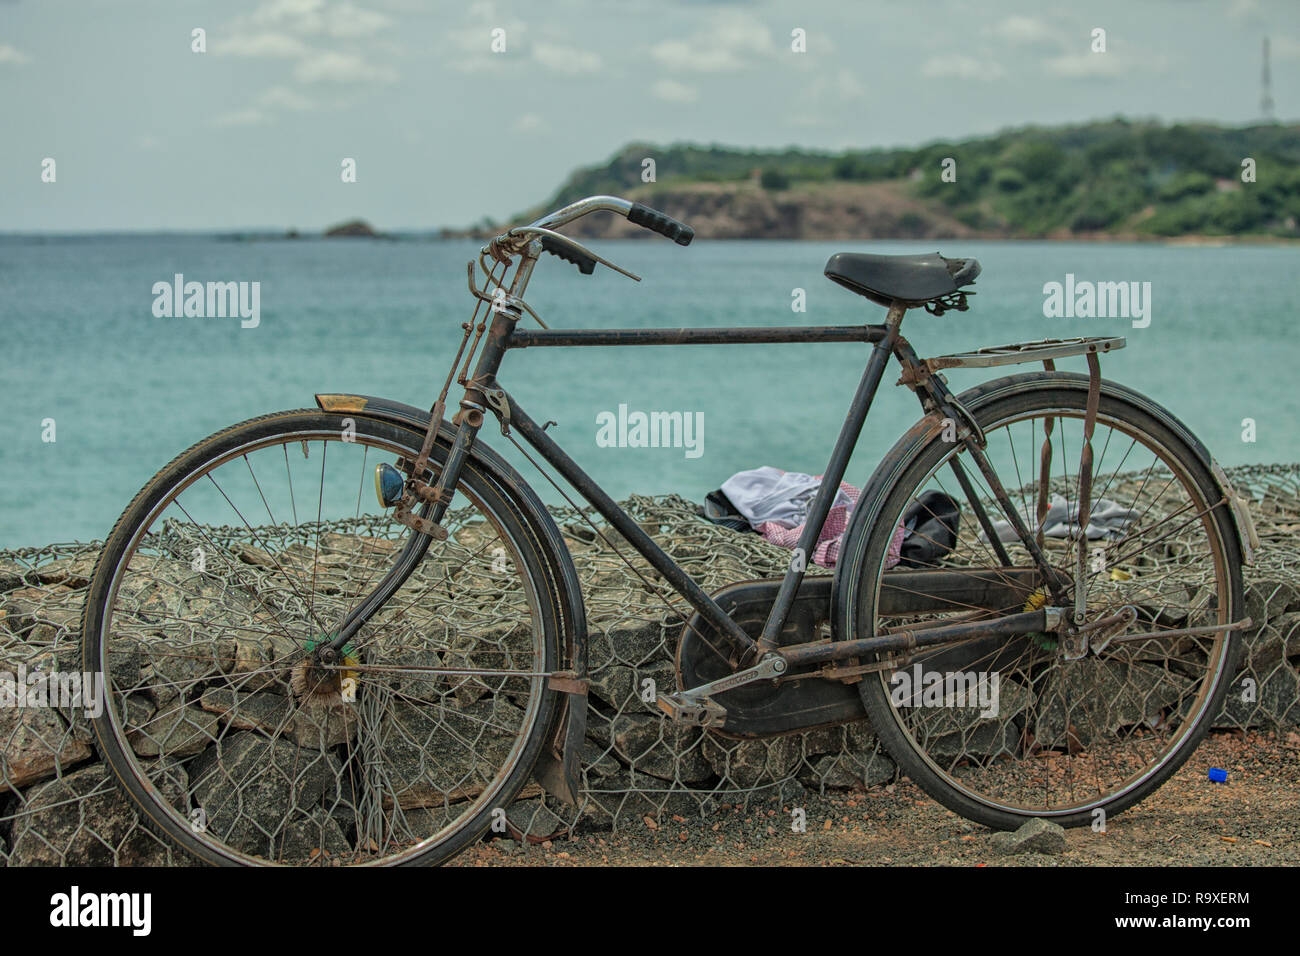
1273;36;1300;59
248;0;391;38
257;85;317;110
1227;0;1261;19
532;42;602;74
443;1;526;73
651;10;775;73
921;55;1006;82
513;113;547;132
217;32;310;58
0;44;31;66
652;78;698;103
212;108;272;127
985;15;1059;48
1044;51;1126;78
293;50;397;83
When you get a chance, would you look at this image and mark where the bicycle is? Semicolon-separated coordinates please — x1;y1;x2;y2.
82;195;1259;865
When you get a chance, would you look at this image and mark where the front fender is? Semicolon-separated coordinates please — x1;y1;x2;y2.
315;392;589;806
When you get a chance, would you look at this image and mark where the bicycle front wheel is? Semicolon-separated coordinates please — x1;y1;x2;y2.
840;373;1244;830
82;410;560;865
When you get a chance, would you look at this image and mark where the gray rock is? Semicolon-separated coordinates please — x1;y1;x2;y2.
701;732;802;789
0;560;28;593
990;817;1067;856
1032;661;1189;748
127;703;220;758
799;751;896;791
276;809;352;864
581;740;624;779
137;637;223;707
200;688;293;735
31;554;97;590
288;695;358;750
610;712;711;782
2;585;81;639
582;770;714;826
188;732;344;858
1215;663;1300;729
377;697;527;809
7;760;188;865
0;685;93;791
507;796;570;839
588;616;669;670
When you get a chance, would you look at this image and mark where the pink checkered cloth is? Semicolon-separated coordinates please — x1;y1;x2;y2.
754;477;904;569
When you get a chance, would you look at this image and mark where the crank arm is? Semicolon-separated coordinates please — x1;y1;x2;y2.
657;654;787;727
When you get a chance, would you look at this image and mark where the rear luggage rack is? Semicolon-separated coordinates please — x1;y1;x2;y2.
924;336;1125;371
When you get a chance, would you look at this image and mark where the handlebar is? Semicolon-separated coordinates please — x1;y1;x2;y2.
483;195;694;276
627;202;694;245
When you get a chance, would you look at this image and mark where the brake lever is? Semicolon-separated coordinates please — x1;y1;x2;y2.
509;227;642;281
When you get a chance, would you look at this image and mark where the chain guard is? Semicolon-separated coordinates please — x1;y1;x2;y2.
675;577;865;739
676;567;1061;739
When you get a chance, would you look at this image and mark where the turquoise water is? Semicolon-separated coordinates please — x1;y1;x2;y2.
0;236;1295;548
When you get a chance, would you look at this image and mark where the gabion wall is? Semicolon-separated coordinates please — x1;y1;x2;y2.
1;464;1297;864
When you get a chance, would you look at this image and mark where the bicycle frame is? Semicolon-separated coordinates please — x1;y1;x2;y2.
325;199;1106;672
493;309;904;664
410;260;1066;677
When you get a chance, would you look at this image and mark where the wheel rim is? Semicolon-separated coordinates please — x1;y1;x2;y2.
92;421;550;864
860;403;1234;819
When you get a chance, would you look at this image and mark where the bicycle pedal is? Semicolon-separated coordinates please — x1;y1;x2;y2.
656;692;727;728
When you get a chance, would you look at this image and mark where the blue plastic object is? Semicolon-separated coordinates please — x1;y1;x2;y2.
1208;767;1228;783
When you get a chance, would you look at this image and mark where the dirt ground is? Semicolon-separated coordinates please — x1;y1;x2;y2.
452;729;1300;867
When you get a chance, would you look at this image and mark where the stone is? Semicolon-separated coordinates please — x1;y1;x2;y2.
0;685;93;791
7;760;188;866
276;809;352;864
2;586;81;639
31;554;97;590
377;696;529;809
1032;661;1189;748
507;796;570;839
1215;663;1300;729
288;695;358;750
610;712;711;783
137;637;224;707
581;740;623;779
799;751;896;790
127;703;220;758
990;817;1067;856
701;733;802;789
200;688;293;735
0;560;28;593
188;732;344;858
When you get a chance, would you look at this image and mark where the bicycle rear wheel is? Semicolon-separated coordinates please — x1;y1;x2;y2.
82;410;560;865
840;373;1244;830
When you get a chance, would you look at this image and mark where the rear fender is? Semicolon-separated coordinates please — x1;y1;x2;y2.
315;393;589;805
831;371;1242;641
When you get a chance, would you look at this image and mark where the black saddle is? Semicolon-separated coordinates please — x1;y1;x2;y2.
824;252;980;309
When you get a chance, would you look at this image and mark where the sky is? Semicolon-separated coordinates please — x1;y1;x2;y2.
1;0;1297;232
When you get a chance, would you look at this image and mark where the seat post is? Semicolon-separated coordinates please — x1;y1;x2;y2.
885;299;907;332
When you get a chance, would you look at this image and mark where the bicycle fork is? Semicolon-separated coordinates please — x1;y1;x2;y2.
323;306;516;656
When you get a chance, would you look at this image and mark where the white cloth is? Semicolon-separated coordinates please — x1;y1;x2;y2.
721;466;853;530
981;493;1139;543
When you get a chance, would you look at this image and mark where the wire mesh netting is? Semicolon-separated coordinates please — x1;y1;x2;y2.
1;464;1297;864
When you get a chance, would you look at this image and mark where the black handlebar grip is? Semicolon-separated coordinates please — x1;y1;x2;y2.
540;235;597;275
628;202;694;246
